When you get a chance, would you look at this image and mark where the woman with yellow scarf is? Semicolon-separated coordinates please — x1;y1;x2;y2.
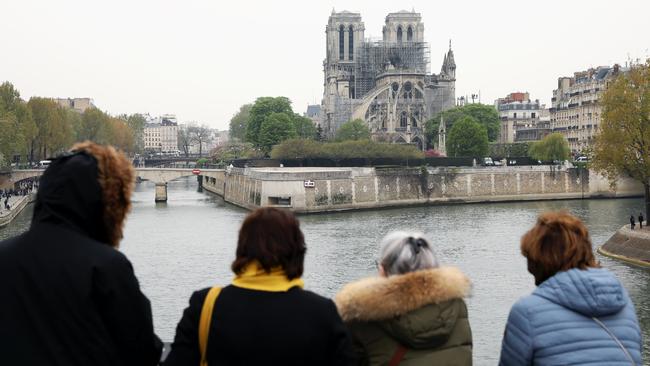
164;207;353;366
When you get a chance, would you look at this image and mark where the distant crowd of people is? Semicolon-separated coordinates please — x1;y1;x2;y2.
0;178;37;211
630;213;645;230
0;142;643;365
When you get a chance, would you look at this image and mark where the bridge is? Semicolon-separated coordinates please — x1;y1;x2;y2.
136;168;223;201
1;168;224;202
0;169;44;188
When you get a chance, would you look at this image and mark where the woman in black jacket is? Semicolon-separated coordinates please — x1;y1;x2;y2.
0;142;162;365
164;207;353;365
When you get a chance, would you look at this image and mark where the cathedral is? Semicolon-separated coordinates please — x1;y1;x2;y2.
320;10;456;150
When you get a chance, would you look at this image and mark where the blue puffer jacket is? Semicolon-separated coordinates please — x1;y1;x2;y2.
499;268;642;365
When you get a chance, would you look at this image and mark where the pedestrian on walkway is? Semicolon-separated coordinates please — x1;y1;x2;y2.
630;215;636;230
639;213;644;229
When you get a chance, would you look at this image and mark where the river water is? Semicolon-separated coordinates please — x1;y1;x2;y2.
2;177;649;364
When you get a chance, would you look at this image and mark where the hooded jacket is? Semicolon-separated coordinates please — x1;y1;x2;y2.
0;149;162;365
335;267;472;366
499;268;642;365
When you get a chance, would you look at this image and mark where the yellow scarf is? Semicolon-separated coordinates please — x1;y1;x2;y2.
232;261;304;292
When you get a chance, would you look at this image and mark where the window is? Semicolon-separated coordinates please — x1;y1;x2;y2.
531;112;536;118
339;25;344;60
407;26;413;41
397;26;402;42
400;112;408;127
348;25;354;60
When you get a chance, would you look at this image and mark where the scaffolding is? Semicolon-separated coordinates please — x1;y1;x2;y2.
354;40;430;98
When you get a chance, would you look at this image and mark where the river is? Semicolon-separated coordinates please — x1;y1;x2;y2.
2;176;648;364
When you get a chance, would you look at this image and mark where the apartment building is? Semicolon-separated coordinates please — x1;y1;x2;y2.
550;65;623;153
495;92;546;143
143;114;179;153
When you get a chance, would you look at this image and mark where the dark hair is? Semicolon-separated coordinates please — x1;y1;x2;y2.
521;211;599;285
231;208;306;280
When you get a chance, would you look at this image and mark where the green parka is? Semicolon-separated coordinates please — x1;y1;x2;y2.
335;267;472;366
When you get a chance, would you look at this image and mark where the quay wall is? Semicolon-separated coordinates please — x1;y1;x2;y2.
598;225;650;267
0;193;36;228
201;166;644;213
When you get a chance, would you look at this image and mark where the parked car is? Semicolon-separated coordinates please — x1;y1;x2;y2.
575;156;589;162
483;157;494;166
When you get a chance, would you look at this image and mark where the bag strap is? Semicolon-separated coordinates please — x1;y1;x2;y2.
387;344;408;366
592;317;636;365
199;287;221;366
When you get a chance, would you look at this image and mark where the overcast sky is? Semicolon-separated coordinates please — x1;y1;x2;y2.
1;0;649;130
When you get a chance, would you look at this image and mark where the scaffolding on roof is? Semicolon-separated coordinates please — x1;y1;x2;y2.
354;41;430;98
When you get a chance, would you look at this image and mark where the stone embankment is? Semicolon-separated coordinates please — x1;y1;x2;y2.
201;166;643;213
0;193;35;228
598;225;650;267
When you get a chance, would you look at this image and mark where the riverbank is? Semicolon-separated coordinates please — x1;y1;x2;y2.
598;224;650;268
0;193;36;228
201;166;643;213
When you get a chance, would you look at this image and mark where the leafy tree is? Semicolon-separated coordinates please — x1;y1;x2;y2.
246;97;293;146
293;114;317;139
426;104;500;146
446;116;488;157
211;142;260;162
229;104;251;141
0;82;20;112
591;61;650;219
270;139;322;159
336;119;370;141
79;107;109;141
28;97;73;160
529;133;570;162
126;114;147;153
270;139;424;160
258;112;297;154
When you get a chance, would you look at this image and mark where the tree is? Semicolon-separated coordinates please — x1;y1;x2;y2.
446;116;488;157
28;97;73;160
189;124;212;157
79;107;109;142
293;114;317;139
177;125;193;157
245;97;293;146
0;82;20;112
426;104;500;146
529;133;570;162
210;142;259;162
335;119;370;141
258;112;297;154
126;114;147;153
229;104;251;141
591;61;650;219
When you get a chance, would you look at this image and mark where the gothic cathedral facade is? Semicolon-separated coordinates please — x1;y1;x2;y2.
321;10;456;150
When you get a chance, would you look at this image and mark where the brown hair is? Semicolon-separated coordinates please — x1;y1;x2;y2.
71;141;135;247
521;211;599;285
231;207;306;280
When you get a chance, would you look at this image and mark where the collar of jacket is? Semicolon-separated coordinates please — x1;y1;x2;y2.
335;266;471;322
232;261;304;292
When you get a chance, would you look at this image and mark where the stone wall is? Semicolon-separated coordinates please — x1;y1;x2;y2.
202;166;644;213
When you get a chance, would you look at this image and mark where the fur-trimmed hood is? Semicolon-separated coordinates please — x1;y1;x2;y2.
335;266;471;322
32;142;134;247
